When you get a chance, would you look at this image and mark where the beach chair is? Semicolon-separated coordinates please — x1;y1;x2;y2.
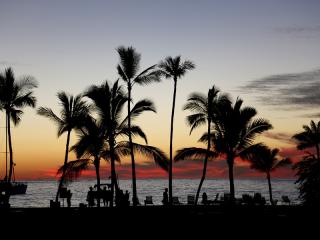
144;196;153;206
187;195;195;205
172;197;181;205
282;196;291;205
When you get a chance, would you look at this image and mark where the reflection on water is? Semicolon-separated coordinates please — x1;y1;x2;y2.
9;179;299;208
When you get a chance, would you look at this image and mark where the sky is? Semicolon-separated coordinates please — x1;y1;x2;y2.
0;0;320;180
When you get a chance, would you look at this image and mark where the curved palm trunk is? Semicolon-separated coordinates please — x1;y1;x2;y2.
7;111;14;183
109;136;118;207
94;156;101;207
195;120;211;205
127;84;139;206
227;154;235;202
55;129;71;202
266;171;273;205
169;78;177;205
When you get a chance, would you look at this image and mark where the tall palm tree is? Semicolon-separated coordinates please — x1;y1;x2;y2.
201;97;272;201
37;92;89;202
246;145;291;205
158;56;195;204
117;46;162;205
292;120;320;159
0;67;38;183
175;85;229;204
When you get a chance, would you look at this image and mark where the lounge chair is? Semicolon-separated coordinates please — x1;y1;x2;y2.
144;196;153;206
172;197;181;205
282;196;291;205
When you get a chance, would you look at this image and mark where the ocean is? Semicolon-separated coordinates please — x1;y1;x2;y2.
9;179;299;208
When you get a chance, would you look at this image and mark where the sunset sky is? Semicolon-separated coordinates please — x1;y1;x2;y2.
0;0;319;180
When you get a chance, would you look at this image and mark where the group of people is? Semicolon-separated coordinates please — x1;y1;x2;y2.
86;186;130;207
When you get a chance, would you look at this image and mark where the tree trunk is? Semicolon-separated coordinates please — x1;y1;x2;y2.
109;136;117;207
169;78;177;205
94;156;101;208
55;130;71;202
267;171;273;205
127;84;139;206
7;111;14;183
195;120;211;205
227;154;235;202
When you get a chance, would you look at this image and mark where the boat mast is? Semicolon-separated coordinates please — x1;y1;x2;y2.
5;116;8;181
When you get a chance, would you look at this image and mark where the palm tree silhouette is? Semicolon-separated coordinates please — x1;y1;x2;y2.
158;56;195;204
117;46;161;206
175;85;229;205
0;67;37;183
201;97;272;201
246;145;291;205
61;80;168;206
37;92;89;202
293;120;320;205
293;120;320;159
293;153;320;205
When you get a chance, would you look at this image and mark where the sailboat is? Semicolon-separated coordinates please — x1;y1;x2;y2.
0;119;27;195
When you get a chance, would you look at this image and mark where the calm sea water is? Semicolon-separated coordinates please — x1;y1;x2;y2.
9;179;299;208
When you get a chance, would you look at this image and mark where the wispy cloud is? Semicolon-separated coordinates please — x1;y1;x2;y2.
240;68;320;117
0;60;29;66
263;132;294;145
275;25;320;34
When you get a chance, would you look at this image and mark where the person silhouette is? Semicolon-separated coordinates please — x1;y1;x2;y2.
202;192;208;205
87;186;95;207
67;190;72;208
162;188;168;205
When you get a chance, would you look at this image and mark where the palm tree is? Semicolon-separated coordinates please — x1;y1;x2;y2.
292;120;320;206
246;145;291;205
201;97;272;201
117;46;162;206
83;80;168;206
158;56;195;204
175;85;229;204
292;120;320;159
37;92;89;202
293;153;320;205
0;67;38;183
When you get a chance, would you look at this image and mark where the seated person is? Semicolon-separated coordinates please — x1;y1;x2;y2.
162;188;168;205
202;192;208;205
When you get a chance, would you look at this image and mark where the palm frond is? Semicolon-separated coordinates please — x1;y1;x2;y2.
174;147;217;162
57;159;91;184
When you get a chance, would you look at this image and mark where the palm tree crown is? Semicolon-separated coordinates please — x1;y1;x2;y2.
292;120;320;159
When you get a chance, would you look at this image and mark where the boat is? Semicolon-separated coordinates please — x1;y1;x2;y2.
0;180;27;195
0;118;27;195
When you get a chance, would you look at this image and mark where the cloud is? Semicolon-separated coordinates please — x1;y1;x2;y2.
263;132;294;145
240;68;320;117
0;61;29;66
275;25;320;34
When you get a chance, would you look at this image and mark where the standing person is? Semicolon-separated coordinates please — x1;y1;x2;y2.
67;190;72;208
87;187;95;207
162;188;168;205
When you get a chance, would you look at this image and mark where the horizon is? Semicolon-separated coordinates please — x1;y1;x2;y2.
1;0;320;181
